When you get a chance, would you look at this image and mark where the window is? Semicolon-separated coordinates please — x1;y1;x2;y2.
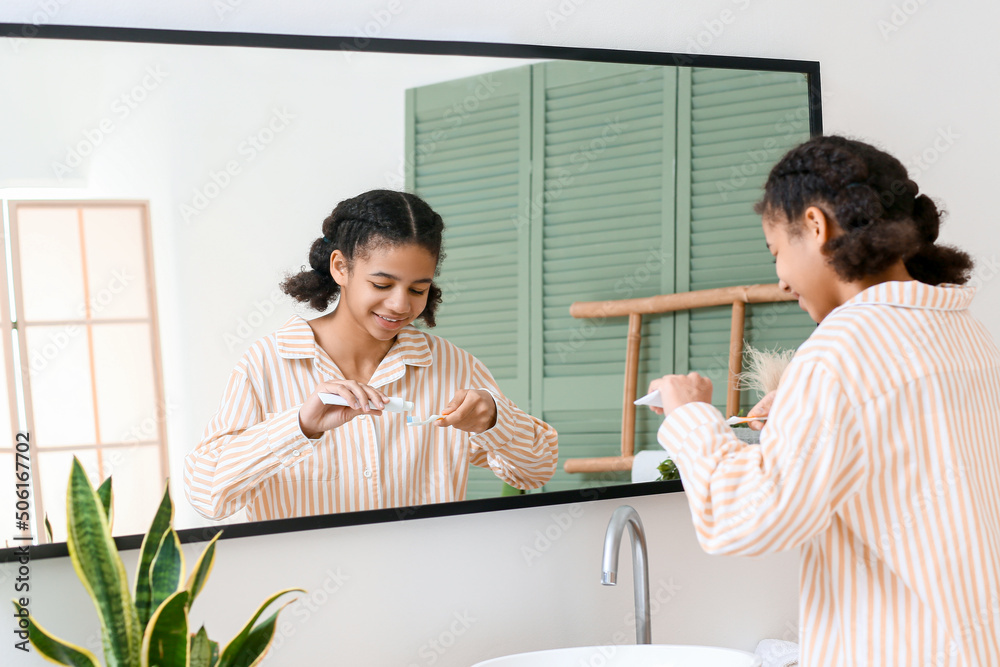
2;201;167;543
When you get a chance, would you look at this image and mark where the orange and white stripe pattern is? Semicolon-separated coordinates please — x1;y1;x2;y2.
659;281;1000;666
184;316;558;521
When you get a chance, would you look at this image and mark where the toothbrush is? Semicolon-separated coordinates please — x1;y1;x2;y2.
635;390;767;425
318;393;414;412
406;414;446;426
725;415;768;426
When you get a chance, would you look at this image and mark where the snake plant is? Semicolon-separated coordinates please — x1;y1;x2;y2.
13;457;303;666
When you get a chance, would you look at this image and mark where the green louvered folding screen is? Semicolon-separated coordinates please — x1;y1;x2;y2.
406;66;533;499
408;63;815;498
530;61;678;492
674;68;816;413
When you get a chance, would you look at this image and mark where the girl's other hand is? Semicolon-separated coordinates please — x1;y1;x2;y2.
746;390;775;431
436;389;498;434
647;372;713;416
299;380;388;438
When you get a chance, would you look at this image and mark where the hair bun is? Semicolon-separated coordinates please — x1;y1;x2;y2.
834;181;883;231
911;194;941;245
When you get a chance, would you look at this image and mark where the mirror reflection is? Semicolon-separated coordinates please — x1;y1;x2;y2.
0;34;817;540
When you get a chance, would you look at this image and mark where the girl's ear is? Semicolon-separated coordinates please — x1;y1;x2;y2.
329;249;350;286
802;205;836;246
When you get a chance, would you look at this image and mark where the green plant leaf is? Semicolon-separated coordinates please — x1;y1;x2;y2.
225;601;294;667
185;531;223;608
657;458;680;481
140;589;189;667
149;528;185;613
44;513;53;544
190;626;214;667
96;476;113;530
500;482;526;496
12;600;101;667
217;589;304;667
135;482;173;630
65;457;141;667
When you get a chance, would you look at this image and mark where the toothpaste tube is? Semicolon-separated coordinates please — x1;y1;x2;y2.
318;393;414;412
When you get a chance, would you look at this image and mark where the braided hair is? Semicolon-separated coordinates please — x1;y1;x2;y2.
755;135;973;285
281;190;445;326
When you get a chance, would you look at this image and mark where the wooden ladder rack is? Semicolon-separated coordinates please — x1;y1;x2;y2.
562;283;796;474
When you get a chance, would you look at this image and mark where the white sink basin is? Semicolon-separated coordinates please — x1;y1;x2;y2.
472;644;761;667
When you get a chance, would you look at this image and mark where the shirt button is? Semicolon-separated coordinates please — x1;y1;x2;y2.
292;449;301;457
363;468;372;478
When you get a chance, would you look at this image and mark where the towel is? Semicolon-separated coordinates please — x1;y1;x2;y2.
730;426;761;444
754;639;799;667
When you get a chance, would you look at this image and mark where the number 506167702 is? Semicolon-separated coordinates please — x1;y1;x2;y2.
14;432;31;525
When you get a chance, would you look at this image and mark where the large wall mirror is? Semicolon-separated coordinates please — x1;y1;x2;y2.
0;24;820;554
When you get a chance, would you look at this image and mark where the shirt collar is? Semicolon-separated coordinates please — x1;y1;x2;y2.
834;280;976;314
275;315;433;383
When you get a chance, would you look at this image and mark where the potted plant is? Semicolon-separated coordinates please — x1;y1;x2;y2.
13;457;303;666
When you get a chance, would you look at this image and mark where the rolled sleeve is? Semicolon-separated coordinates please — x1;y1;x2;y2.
658;401;729;466
184;368;317;520
469;388;516;453
655;361;865;557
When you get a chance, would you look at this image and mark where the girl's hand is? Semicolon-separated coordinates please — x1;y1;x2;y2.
746;390;775;431
299;380;388;438
647;372;713;416
436;389;498;434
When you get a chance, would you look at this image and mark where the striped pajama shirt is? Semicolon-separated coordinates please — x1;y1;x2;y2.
184;315;558;521
659;281;1000;666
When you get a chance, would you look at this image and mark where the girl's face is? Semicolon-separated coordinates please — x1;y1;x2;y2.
762;207;844;323
330;242;437;341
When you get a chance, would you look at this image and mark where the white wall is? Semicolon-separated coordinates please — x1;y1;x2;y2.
1;492;800;666
1;0;997;665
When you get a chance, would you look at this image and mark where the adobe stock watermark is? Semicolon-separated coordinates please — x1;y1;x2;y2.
521;503;585;566
180;108;296;223
580;578;682;664
509;115;627;231
437;277;463;305
877;0;931;41
28;267;137;375
905;126;959;180
406;610;477;667
267;567;349;654
553;246;671;364
718;412;837;530
339;0;408;63
103;399;182;472
670;0;755;66
716;105;811;203
889;253;996;366
873;462;967;554
384;73;503;189
224;289;285;352
52;65;169;180
923;593;1000;667
5;0;72;52
213;0;249;21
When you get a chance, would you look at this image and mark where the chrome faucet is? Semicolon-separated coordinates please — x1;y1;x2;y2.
601;505;651;644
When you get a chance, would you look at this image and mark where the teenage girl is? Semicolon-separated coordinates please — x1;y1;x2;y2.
649;136;1000;665
184;190;558;521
